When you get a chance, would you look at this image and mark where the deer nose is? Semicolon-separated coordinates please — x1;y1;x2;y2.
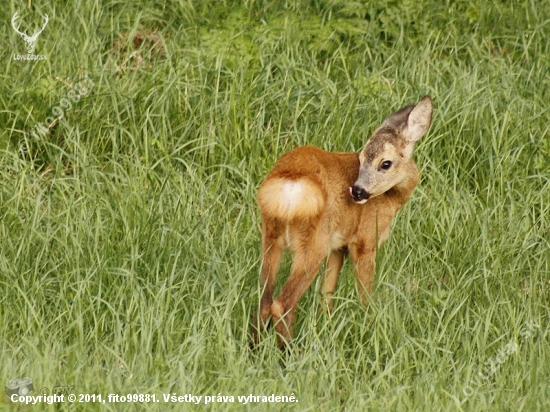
349;186;370;203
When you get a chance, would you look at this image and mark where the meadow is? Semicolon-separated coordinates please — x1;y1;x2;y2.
0;0;549;410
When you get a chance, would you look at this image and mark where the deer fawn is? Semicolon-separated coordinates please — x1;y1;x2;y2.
252;96;433;350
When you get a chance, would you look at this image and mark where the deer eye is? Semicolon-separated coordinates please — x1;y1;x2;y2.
381;160;392;170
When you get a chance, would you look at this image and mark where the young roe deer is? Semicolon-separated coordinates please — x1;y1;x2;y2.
252;96;433;350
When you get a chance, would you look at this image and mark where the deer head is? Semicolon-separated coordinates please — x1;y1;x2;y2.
12;11;49;54
350;96;433;203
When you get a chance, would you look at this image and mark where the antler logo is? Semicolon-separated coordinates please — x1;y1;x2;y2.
11;11;49;54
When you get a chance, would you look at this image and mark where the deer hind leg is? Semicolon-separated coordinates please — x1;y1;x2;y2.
321;249;345;314
271;227;329;350
251;219;284;347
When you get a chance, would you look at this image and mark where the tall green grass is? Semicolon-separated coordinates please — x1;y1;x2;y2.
1;0;549;410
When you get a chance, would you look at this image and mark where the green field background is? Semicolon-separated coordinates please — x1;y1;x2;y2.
1;1;549;410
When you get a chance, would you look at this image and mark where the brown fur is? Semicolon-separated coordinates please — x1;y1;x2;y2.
252;96;433;350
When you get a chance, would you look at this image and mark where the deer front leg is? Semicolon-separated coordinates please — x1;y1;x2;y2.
350;241;376;304
321;249;345;314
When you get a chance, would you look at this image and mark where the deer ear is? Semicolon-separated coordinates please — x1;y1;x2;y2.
404;95;433;143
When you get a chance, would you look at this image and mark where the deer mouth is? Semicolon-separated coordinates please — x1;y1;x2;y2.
349;186;370;204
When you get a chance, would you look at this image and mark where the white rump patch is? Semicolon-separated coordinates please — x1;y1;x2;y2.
280;181;304;208
258;177;325;220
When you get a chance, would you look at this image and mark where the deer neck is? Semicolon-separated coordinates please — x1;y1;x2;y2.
387;163;419;208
